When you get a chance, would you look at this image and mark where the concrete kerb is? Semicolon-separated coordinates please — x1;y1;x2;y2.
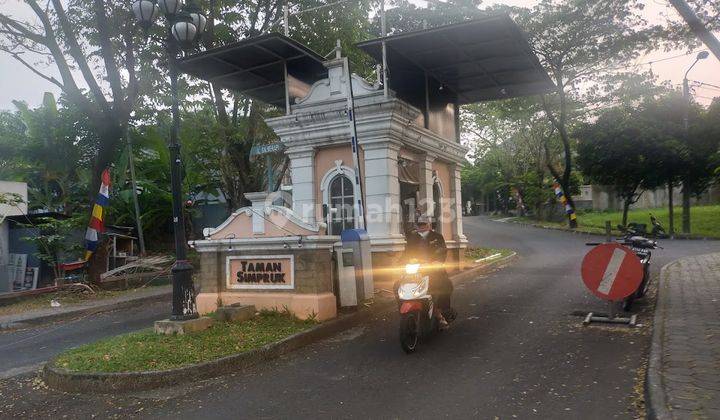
502;218;719;241
0;289;172;331
42;305;384;394
645;259;680;420
42;253;518;394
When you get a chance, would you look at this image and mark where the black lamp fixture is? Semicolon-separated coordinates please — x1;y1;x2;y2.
157;0;184;17
132;0;206;46
171;12;199;49
131;0;161;31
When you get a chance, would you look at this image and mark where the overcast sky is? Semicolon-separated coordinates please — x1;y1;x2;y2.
0;0;718;110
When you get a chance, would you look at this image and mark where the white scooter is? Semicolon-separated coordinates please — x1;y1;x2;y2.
397;260;455;353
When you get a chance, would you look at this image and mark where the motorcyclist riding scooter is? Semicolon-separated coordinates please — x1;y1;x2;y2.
397;216;456;352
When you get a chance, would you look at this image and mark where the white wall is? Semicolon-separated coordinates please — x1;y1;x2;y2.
0;221;8;292
0;181;27;293
0;181;28;216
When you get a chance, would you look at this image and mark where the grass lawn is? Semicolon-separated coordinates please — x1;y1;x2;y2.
517;205;720;238
54;311;315;373
465;247;514;262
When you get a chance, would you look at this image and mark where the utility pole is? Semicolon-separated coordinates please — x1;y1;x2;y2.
126;128;146;255
669;0;720;61
681;51;708;234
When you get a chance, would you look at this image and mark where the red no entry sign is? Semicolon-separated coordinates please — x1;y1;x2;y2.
581;243;643;301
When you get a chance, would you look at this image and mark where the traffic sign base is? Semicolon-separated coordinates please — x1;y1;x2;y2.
582;302;637;327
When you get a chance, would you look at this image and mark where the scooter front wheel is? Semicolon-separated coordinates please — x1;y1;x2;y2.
399;312;420;354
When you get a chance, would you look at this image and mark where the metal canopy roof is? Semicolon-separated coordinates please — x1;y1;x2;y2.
356;15;554;104
178;33;328;107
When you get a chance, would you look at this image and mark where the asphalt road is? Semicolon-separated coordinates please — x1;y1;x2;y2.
1;216;719;419
0;300;170;379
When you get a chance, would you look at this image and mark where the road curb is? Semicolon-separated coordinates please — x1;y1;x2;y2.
501;218;719;241
42;253;517;394
645;259;679;420
452;252;517;284
502;219;607;237
0;290;172;331
42;302;386;394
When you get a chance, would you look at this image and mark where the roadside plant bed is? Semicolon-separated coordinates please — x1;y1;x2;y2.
54;311;315;373
465;247;513;262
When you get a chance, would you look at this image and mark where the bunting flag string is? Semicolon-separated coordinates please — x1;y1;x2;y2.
553;182;577;222
84;168;111;261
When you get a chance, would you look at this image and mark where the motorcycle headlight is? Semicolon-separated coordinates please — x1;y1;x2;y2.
405;263;420;275
413;276;429;297
397;276;430;299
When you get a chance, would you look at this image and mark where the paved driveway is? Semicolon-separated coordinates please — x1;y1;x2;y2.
1;216;718;419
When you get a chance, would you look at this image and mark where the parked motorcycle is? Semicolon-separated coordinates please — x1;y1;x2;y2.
625;213;667;239
616;223;661;311
396;260;456;353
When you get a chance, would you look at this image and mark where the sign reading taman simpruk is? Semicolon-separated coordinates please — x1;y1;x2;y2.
226;255;294;290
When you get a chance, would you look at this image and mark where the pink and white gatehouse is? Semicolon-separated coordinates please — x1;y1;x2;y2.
183;16;554;320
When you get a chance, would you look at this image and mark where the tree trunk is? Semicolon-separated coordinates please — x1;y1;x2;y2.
86;239;109;285
563;194;577;229
622;198;631;227
668;181;675;236
85;122;124;281
681;180;691;234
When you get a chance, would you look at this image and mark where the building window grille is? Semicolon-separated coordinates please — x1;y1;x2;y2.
328;175;355;235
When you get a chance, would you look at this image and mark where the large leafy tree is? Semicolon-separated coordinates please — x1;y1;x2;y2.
681;98;720;232
1;93;95;214
576;107;658;226
634;94;691;236
462;97;556;217
505;0;660;227
0;0;157;196
383;0;484;34
0;110;27;179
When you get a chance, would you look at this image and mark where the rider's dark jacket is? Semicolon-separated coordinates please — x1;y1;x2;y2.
405;230;452;298
405;230;447;263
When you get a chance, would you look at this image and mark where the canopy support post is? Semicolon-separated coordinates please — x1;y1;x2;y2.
381;0;388;99
284;60;291;115
284;1;289;36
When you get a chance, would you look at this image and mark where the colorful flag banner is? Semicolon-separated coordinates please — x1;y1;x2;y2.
552;182;577;222
84;168;111;260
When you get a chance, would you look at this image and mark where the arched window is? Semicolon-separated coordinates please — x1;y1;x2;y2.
328;174;355;235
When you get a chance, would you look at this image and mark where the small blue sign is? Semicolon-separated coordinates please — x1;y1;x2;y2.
250;143;284;157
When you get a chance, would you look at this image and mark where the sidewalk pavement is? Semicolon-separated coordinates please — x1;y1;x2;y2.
648;253;720;419
0;285;171;331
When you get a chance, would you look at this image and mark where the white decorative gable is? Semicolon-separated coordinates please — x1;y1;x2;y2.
295;58;380;106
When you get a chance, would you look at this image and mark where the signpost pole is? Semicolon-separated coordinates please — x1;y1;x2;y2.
266;155;273;193
605;220;611;243
250;143;285;194
342;45;367;230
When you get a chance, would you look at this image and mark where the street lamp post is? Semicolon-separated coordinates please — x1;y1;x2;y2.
681;50;709;234
131;0;206;320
